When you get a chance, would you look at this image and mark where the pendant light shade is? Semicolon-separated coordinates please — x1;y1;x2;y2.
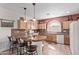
24;7;27;22
32;3;36;21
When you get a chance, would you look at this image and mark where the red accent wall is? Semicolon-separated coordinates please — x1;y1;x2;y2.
38;13;79;29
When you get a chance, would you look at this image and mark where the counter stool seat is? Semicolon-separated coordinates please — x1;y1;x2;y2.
26;45;37;55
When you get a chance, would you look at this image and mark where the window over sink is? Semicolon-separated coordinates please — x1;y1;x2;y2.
47;20;61;33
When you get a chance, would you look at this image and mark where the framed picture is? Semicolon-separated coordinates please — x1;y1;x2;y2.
1;20;14;27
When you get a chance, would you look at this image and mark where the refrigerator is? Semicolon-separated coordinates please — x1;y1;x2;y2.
70;21;79;55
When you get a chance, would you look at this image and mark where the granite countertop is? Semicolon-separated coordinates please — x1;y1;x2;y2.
45;32;64;35
56;32;64;35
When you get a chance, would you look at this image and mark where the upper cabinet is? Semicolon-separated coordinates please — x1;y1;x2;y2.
17;17;38;30
38;20;46;29
38;23;46;29
63;21;72;29
18;17;26;29
26;20;38;30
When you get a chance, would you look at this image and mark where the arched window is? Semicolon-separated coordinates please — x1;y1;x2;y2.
47;20;61;33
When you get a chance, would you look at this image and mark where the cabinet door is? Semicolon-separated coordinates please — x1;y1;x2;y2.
20;20;26;29
33;21;38;29
38;23;46;29
52;34;56;42
64;34;70;45
47;35;52;41
63;21;72;29
18;20;26;29
26;21;38;29
47;34;56;42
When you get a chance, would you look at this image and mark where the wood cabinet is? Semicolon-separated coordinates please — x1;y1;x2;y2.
63;21;71;45
38;23;46;29
46;34;56;42
26;20;38;30
63;21;72;29
18;17;38;30
64;34;70;45
18;17;26;29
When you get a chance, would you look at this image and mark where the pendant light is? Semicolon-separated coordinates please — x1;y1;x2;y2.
32;3;36;21
24;7;27;22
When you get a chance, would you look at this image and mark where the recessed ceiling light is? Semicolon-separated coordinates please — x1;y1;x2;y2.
66;11;70;14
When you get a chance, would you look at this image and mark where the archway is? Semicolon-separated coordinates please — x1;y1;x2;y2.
47;20;61;33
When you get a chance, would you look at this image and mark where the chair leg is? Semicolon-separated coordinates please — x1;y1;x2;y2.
9;46;14;54
25;46;27;54
35;49;38;55
19;47;24;55
9;45;11;53
12;47;14;54
19;47;21;55
16;47;19;55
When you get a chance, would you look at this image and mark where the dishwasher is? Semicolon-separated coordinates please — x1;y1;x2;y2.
56;34;64;44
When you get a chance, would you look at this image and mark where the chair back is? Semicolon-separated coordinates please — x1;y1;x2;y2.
8;36;12;42
16;38;24;44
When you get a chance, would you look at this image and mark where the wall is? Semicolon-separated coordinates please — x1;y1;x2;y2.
0;7;21;20
38;13;79;34
0;27;11;52
39;13;79;20
0;7;19;52
0;21;17;52
38;13;79;29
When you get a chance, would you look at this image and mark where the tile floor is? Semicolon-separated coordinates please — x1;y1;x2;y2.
42;42;71;55
0;41;71;55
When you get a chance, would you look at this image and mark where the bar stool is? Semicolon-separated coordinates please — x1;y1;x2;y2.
16;38;26;55
8;36;18;54
26;41;38;55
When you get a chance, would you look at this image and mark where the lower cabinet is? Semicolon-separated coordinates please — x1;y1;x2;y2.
40;33;70;45
64;34;70;45
47;34;56;43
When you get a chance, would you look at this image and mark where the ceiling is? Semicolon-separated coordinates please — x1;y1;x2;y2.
0;3;79;20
